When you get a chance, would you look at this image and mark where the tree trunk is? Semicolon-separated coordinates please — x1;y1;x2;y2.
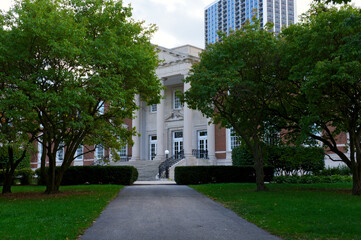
2;147;16;194
45;166;60;194
45;183;60;194
352;163;361;196
2;172;14;194
44;165;67;194
253;144;268;192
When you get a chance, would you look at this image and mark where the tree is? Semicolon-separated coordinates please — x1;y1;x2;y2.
279;4;361;195
0;25;40;194
315;0;351;4
0;0;162;194
184;19;283;191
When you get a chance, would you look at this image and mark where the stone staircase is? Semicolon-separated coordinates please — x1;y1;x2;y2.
111;160;163;181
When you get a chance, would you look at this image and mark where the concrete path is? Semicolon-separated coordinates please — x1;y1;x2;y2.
81;185;281;240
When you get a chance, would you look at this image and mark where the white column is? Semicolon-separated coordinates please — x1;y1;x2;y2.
226;128;232;161
155;79;165;161
131;94;140;161
207;119;216;165
183;80;194;164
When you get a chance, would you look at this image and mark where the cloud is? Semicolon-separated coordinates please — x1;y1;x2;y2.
124;0;214;49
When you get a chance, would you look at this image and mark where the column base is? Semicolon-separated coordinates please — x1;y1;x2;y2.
130;157;140;162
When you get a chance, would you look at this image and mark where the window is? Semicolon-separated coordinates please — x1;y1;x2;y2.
304;126;322;147
98;101;105;115
118;145;127;160
95;145;104;159
173;91;181;109
150;104;157;113
38;140;43;162
229;127;241;150
75;145;83;160
56;142;64;161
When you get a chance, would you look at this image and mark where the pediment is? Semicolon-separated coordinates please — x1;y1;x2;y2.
165;109;184;122
157;47;187;65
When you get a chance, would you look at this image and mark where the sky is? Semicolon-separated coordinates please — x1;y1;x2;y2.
0;0;361;49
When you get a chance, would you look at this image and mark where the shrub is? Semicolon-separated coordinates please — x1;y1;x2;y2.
16;169;35;185
315;165;352;176
232;146;254;166
35;166;138;185
0;168;35;185
273;175;352;184
232;145;325;176
174;166;274;185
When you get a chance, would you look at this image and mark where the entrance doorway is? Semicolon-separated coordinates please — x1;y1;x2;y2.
172;131;183;159
197;130;208;159
149;135;157;160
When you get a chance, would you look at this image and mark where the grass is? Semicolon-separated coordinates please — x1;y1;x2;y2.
191;183;361;240
0;185;123;240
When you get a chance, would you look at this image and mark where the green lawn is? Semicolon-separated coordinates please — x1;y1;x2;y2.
191;183;361;240
0;185;123;240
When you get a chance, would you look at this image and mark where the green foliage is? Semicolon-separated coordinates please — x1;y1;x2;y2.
0;168;34;185
268;146;325;176
174;166;274;185
273;175;352;184
232;145;325;175
279;4;361;194
0;185;123;240
315;0;351;4
316;165;352;176
0;147;30;170
231;145;254;166
0;0;161;192
36;166;138;185
184;16;285;190
15;169;35;185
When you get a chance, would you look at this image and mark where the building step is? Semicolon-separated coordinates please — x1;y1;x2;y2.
110;160;162;181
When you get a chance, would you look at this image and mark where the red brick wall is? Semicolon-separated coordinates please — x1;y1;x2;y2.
215;124;226;159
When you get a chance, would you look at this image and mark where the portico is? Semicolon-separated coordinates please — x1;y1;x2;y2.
130;45;218;165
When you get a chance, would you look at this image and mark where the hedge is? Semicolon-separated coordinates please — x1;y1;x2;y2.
36;166;138;185
232;145;325;175
0;168;35;185
174;166;274;185
315;166;351;176
273;175;352;184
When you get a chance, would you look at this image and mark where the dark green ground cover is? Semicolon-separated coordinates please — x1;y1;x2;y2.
192;183;361;240
0;185;123;239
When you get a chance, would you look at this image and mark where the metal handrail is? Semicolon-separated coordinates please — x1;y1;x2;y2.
158;150;184;179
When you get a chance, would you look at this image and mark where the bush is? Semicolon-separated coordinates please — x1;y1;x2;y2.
16;169;35;185
232;145;325;176
273;175;352;184
35;166;138;185
232;146;254;166
174;166;274;185
315;165;352;176
0;168;35;185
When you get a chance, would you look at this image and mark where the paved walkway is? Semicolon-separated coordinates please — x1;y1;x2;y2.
81;185;280;240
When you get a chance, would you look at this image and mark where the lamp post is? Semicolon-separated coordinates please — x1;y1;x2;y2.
165;150;169;179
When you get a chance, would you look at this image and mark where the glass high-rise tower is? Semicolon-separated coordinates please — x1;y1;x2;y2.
205;0;297;45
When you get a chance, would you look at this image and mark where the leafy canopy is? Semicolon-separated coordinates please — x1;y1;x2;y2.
0;0;162;193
